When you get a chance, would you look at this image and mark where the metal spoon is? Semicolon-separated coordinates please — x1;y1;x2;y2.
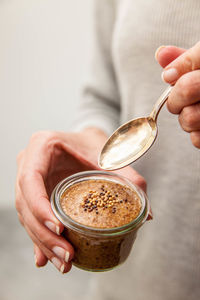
98;86;172;170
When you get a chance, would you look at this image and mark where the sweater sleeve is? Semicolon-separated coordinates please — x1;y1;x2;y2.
74;0;120;136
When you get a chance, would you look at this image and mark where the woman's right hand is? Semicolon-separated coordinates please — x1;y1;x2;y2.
15;128;147;273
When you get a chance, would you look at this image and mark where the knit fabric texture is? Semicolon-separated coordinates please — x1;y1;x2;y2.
75;1;200;299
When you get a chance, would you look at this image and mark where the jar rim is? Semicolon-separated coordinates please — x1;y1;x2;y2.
51;171;150;236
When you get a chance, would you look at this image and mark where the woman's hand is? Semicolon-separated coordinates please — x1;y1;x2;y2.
16;128;146;273
155;43;200;148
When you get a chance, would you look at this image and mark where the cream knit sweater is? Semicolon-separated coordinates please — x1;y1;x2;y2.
76;1;200;299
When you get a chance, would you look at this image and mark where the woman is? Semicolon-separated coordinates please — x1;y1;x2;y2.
16;1;200;299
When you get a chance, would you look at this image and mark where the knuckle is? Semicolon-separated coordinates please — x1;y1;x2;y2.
18;171;28;190
30;197;42;219
191;41;200;68
178;75;193;100
183;53;194;71
30;131;46;141
36;231;53;248
31;195;49;221
179;106;195;131
43;236;53;247
18;170;38;197
30;131;57;143
30;131;59;152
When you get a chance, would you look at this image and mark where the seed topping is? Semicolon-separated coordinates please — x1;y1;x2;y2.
81;184;125;213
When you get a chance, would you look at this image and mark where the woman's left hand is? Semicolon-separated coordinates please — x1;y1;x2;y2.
155;43;200;149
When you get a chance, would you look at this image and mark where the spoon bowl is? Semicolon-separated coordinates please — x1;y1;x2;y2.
99;86;172;170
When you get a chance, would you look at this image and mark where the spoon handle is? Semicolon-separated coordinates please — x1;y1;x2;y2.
149;86;173;121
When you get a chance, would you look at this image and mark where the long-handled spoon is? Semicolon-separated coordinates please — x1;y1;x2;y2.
99;86;172;170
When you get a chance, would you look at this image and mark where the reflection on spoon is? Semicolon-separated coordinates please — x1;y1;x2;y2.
99;86;172;170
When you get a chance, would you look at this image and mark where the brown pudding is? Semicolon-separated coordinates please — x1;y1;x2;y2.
60;180;142;228
59;179;144;271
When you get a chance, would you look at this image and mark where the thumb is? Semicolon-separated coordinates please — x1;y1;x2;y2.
156;42;200;84
155;45;186;68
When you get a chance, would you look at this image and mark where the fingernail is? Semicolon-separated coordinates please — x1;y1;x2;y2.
51;257;65;273
56;226;60;235
60;264;65;274
34;254;39;267
52;246;70;263
162;68;178;83
44;221;60;235
155;45;166;60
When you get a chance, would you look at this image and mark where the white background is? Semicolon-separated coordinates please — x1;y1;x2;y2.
0;0;92;208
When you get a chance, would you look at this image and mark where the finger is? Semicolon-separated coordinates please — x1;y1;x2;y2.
161;41;200;84
17;132;64;235
16;149;25;165
178;102;200;132
18;213;55;269
115;167;152;219
19;171;64;236
115;167;147;193
20;199;74;263
190;131;200;148
155;45;186;68
34;244;48;267
24;224;72;273
17;212;48;267
167;70;200;114
17;213;24;226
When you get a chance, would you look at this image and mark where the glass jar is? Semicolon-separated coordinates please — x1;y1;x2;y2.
50;171;151;272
